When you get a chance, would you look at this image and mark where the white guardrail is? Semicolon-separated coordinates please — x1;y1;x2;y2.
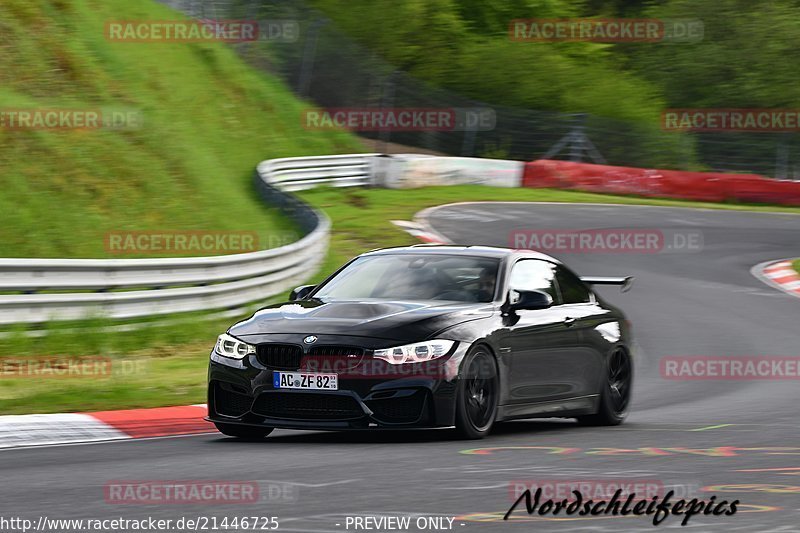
257;153;378;192
0;154;381;325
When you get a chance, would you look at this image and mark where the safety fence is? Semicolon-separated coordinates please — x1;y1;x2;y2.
523;160;800;206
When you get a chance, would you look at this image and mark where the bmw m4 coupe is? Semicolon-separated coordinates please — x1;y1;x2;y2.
207;245;633;439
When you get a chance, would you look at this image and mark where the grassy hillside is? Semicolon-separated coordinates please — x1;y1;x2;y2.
0;0;361;258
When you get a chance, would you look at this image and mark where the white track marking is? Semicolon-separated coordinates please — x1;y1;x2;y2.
0;413;128;449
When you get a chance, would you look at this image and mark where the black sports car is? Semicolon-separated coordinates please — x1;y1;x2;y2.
207;245;633;439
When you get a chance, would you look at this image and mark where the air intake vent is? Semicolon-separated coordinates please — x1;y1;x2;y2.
252;393;364;420
213;382;253;418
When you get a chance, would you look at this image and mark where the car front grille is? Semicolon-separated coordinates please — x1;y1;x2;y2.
303;345;365;371
256;344;303;370
252;393;364;420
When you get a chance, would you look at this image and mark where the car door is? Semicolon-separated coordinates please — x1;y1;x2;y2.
553;264;607;398
505;259;584;405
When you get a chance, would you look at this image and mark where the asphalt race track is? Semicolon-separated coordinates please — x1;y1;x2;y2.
1;202;799;533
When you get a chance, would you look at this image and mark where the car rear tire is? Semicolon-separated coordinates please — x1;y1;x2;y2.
214;422;274;440
578;347;632;426
454;345;499;439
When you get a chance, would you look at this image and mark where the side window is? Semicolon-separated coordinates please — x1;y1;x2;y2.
555;265;592;304
508;260;559;302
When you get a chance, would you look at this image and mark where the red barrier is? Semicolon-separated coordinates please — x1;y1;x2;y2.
522;160;800;206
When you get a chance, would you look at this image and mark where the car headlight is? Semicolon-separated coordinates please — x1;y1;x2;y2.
214;333;256;360
373;340;455;364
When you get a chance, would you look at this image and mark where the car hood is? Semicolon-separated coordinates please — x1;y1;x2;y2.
228;299;494;342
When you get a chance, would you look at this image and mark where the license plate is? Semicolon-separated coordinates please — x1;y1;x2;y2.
273;371;338;390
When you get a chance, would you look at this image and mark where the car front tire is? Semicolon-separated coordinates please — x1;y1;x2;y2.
454;345;499;439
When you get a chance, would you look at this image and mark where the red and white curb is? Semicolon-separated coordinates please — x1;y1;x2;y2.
391;220;450;245
0;404;214;449
753;259;800;298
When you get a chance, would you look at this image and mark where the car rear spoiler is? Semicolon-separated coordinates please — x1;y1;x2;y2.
580;276;635;293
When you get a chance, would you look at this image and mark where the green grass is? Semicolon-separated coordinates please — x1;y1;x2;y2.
0;0;361;258
0;297;297;414
0;309;255;414
3;185;799;414
793;259;800;275
0;351;208;414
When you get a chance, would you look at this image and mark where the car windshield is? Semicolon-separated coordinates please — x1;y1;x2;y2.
313;254;500;303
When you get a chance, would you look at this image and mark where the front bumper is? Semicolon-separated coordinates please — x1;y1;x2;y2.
206;336;467;430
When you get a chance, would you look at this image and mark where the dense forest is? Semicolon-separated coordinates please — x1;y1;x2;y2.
305;0;800;124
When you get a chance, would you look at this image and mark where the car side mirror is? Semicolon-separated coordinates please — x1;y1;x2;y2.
508;289;553;311
289;285;316;301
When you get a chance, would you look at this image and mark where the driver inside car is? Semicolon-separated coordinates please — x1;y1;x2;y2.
473;267;496;302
